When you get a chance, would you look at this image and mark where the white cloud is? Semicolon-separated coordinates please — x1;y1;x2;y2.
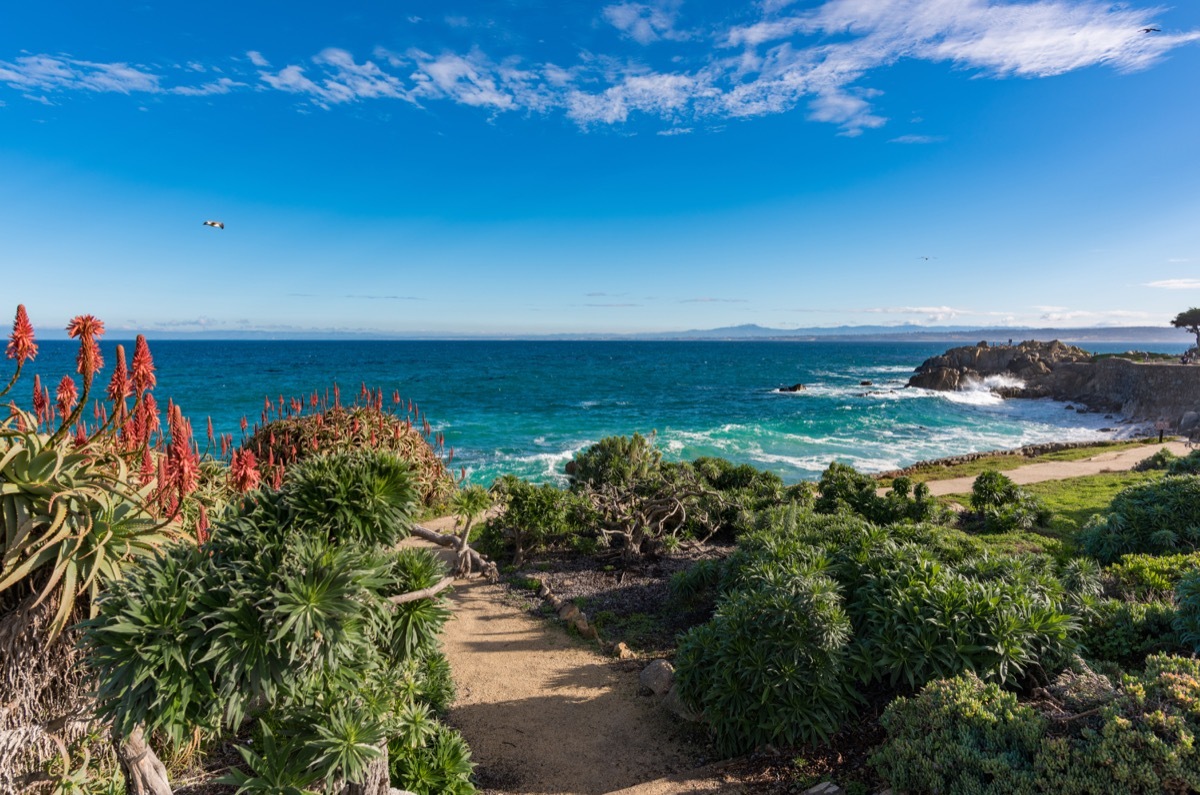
0;54;161;94
4;1;1197;135
1146;279;1200;290
657;126;692;135
603;2;688;45
172;77;244;96
890;134;945;144
863;305;972;322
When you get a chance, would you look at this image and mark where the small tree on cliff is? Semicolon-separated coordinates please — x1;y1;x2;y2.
1172;307;1200;350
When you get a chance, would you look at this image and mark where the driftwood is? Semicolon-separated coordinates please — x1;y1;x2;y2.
114;724;172;795
409;524;498;580
389;575;455;605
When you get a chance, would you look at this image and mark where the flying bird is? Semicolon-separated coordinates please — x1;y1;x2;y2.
202;220;225;230
1141;27;1161;33
918;256;937;261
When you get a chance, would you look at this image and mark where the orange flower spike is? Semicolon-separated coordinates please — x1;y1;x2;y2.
6;304;37;364
131;335;156;393
107;344;130;403
207;416;215;445
66;314;105;385
196;505;210;545
73;423;87;447
56;375;78;418
240;415;249;434
32;375;47;425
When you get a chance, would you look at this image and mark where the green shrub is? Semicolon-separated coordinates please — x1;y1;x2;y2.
1108;552;1200;600
875;656;1200;794
675;508;1079;755
964;470;1051;534
674;567;860;755
873;673;1044;794
815;463;943;525
1081;598;1180;664
566;432;661;489
1168;450;1200;476
83;450;474;794
1173;572;1200;653
1080;476;1200;564
1134;447;1179;471
481;476;591;565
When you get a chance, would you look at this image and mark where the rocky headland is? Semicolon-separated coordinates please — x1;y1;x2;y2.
909;340;1200;434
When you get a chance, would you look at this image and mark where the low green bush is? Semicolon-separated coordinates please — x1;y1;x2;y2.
874;655;1200;794
963;470;1051;534
1080;598;1180;664
1136;448;1200;475
481;475;592;565
674;564;861;755
1173;572;1200;653
1107;552;1200;599
674;508;1081;755
1080;476;1200;564
815;463;943;525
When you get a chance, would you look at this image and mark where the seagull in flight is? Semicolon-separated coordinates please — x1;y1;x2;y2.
202;220;225;230
918;256;937;261
1141;27;1161;33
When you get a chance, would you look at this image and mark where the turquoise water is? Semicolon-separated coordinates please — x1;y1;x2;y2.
20;340;1188;485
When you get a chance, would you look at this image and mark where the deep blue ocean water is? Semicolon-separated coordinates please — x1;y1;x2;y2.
19;339;1190;485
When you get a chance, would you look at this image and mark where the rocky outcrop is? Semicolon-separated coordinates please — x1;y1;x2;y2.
908;340;1090;392
909;341;1200;431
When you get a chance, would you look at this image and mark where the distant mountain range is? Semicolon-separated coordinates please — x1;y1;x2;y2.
49;323;1190;344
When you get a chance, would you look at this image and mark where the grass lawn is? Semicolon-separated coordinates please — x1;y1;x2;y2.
878;439;1158;487
940;469;1164;553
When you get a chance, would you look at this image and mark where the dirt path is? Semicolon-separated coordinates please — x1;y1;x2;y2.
404;518;734;795
911;440;1190;497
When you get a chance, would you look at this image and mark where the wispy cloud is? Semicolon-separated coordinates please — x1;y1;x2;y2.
585;302;642;307
890;134;946;144
863;305;972;322
1146;279;1200;290
3;2;1196;134
680;297;749;303
343;294;423;301
602;2;689;45
0;54;161;94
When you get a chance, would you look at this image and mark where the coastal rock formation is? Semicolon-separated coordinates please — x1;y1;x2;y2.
779;383;806;392
909;340;1200;431
908;340;1090;392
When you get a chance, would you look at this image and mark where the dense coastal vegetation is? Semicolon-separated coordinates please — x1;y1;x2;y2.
4;303;1200;794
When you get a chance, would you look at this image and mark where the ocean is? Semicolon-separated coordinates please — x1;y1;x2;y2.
18;339;1190;486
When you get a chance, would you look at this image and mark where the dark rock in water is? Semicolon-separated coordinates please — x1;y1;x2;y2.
779;383;806;392
860;380;873;386
1065;405;1075;410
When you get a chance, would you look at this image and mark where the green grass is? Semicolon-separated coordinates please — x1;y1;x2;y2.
942;469;1165;551
879;440;1157;487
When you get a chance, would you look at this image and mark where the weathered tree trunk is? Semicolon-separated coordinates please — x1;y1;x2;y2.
338;742;389;795
113;724;172;795
409;524;497;579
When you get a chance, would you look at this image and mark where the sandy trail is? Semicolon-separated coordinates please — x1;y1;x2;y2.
403;518;729;795
895;441;1191;497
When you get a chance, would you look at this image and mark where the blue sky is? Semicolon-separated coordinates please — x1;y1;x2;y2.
2;1;1199;337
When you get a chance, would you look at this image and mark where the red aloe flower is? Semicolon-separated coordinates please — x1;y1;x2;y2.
73;423;87;447
6;304;37;364
196;504;210;545
140;447;155;485
32;375;47;425
240;415;249;434
56;375;78;419
141;392;161;441
207;416;215;446
131;334;156;393
66;314;105;385
164;402;200;499
107;344;130;407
